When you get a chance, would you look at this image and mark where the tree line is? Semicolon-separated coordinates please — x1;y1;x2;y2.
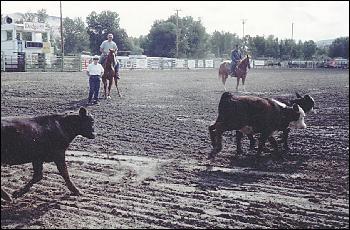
3;9;349;60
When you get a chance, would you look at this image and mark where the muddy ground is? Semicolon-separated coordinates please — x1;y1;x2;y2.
1;68;349;229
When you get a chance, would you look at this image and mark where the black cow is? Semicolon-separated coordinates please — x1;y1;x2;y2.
246;92;316;150
1;107;95;201
208;92;307;160
290;92;316;114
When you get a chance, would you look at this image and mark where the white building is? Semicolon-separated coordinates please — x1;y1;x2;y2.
1;19;54;70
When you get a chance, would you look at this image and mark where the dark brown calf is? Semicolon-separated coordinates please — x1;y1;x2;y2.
246;92;316;150
208;92;306;160
1;107;95;201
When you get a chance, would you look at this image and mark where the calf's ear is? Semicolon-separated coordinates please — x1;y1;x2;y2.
79;107;87;117
295;92;302;98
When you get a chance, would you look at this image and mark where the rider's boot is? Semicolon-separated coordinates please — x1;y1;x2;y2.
115;71;120;80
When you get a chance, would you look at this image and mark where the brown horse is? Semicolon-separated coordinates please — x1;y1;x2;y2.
218;55;251;91
102;49;121;99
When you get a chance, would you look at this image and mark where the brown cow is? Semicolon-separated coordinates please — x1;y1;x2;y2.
208;92;306;160
246;92;316;151
1;107;95;201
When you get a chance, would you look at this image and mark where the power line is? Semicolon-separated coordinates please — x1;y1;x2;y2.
175;9;181;58
241;19;247;39
60;1;64;71
241;19;247;52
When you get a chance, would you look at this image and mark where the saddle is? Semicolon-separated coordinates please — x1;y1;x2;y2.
229;62;238;77
230;68;237;77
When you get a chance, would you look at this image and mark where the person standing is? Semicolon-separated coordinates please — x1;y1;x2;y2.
99;33;120;79
87;55;104;105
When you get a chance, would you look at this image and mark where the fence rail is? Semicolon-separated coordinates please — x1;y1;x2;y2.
1;53;348;72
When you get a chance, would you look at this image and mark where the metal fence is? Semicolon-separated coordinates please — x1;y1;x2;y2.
1;53;347;72
25;55;81;72
1;52;5;72
1;53;81;72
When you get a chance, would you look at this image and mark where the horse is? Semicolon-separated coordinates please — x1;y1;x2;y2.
218;55;251;91
102;49;121;99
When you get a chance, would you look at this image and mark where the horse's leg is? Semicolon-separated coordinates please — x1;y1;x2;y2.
114;76;121;97
236;77;240;92
242;75;246;91
102;78;107;99
222;74;227;91
107;79;113;99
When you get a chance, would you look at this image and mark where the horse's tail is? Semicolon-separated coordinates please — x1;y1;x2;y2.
218;63;225;78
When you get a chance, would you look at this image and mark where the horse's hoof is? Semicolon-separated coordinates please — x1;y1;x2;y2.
71;191;82;196
107;96;111;99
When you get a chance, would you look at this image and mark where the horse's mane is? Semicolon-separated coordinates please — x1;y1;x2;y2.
237;56;249;67
104;50;115;70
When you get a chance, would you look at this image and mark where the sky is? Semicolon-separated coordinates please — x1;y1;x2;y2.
1;1;349;41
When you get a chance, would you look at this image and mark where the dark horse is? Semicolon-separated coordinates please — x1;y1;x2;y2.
218;55;251;91
102;49;121;99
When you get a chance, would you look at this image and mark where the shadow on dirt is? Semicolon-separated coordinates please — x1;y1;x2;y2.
195;169;262;191
59;98;89;112
1;200;60;227
230;151;309;173
194;151;309;191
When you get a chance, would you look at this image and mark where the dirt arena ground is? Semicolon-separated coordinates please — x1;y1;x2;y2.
1;68;349;228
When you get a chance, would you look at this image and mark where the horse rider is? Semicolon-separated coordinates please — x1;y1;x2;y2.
230;44;242;77
99;33;120;79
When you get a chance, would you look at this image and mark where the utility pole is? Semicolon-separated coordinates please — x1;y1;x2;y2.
241;19;247;52
291;22;294;40
60;1;64;71
175;9;181;58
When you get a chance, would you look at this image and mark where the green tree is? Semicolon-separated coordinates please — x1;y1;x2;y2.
18;9;49;24
279;39;296;60
291;40;303;59
210;31;240;58
315;46;328;60
142;15;210;58
210;31;222;57
139;35;150;55
265;35;279;58
328;37;349;58
252;36;266;57
21;12;36;22
63;17;90;54
128;37;144;55
146;20;177;57
303;40;317;60
114;28;133;56
173;16;209;58
36;9;48;23
86;11;132;55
